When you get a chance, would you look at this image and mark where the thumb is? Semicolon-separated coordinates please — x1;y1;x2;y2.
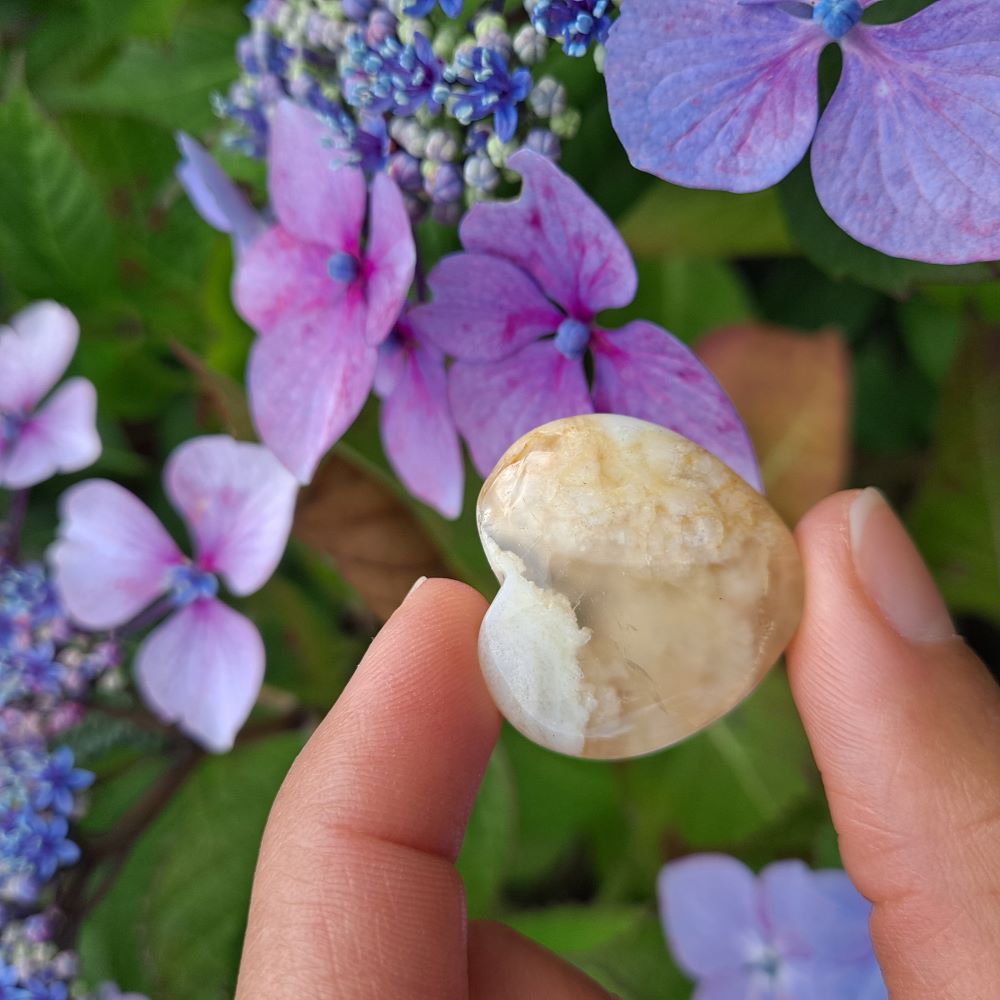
788;489;1000;1000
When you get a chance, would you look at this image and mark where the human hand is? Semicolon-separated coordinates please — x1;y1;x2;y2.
235;489;1000;1000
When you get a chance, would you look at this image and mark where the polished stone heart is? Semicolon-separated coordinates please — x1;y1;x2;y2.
476;413;803;759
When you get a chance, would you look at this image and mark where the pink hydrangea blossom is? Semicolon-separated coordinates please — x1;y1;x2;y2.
0;302;100;490
232;100;416;484
49;436;298;752
373;310;464;519
409;150;759;487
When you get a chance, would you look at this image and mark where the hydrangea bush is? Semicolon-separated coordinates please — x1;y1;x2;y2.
1;0;997;996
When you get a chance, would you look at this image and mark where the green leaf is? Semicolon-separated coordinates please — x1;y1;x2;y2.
603;258;755;345
908;328;1000;623
0;89;116;302
80;735;303;998
622;671;814;860
898;296;965;383
620;183;792;261
506;904;647;955
508;906;690;1000
39;5;245;133
457;744;516;919
240;574;367;708
502;727;626;890
778;158;993;296
854;340;934;455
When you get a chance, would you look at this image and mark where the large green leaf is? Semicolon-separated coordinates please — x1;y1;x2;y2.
908;328;1000;623
502;727;625;890
620;183;792;261
79;734;303;998
0;89;116;302
618;670;814;890
778;158;993;297
39;5;245;132
508;906;690;1000
457;744;517;919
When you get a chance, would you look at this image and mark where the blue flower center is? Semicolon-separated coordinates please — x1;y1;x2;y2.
327;251;361;283
813;0;863;39
169;564;219;607
0;412;24;446
554;318;591;360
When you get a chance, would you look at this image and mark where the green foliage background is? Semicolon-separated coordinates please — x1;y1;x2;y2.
1;0;997;996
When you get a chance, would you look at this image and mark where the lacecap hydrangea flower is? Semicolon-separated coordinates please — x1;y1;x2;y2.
409;149;759;487
0;303;100;490
179;102;464;518
660;854;888;999
50;435;298;752
605;0;1000;264
233;99;416;484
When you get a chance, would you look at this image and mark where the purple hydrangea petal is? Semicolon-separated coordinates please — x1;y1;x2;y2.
49;481;184;630
379;342;464;519
762;862;875;964
134;598;264;752
783;957;886;1000
164;436;298;597
409;252;564;362
605;0;825;192
0;378;101;489
247;305;378;484
692;975;755;1000
268;100;368;250
175;132;265;252
0;302;78;413
448;341;593;476
657;854;760;979
233;225;338;334
812;3;1000;263
458;149;637;318
363;173;416;346
590;322;761;490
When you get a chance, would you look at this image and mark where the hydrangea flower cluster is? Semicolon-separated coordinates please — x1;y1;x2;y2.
660;854;888;999
215;0;586;219
0;302;177;999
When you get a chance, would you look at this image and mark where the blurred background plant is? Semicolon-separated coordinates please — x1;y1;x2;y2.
0;0;997;997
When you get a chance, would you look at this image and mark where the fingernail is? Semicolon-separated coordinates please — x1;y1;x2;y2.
849;488;955;644
405;576;427;601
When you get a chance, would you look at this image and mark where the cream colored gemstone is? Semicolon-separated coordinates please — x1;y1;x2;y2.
476;413;803;760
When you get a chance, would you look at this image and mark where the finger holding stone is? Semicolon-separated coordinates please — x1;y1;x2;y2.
788;489;1000;999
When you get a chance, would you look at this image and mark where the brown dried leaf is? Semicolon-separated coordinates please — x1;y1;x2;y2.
294;451;451;621
697;324;851;525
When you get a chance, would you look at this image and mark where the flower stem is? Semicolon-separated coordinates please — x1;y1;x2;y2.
116;595;176;638
2;488;30;562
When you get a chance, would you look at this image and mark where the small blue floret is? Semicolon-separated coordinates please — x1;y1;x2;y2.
812;0;863;39
169;564;219;607
554;318;591;360
327;251;361;284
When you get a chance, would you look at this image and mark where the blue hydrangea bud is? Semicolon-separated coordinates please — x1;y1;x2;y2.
390;117;428;157
423;160;464;204
513;24;548;65
388;150;424;192
464;153;500;192
474;13;512;58
524;127;561;160
529;76;566;118
425;128;460;162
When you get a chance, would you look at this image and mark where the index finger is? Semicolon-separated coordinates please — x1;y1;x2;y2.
236;578;500;1000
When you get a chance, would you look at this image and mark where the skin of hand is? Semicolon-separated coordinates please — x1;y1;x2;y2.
235;489;1000;1000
